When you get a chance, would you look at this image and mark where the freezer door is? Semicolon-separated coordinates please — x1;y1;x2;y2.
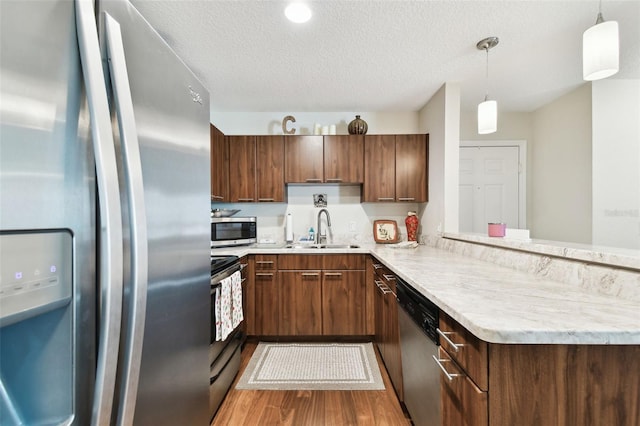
0;1;98;425
98;0;211;425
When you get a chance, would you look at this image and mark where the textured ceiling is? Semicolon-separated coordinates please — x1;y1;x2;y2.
131;0;640;113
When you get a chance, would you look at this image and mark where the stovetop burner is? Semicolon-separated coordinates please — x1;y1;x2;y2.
211;255;239;275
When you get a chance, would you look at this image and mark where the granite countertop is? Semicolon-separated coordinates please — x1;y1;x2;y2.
212;243;640;345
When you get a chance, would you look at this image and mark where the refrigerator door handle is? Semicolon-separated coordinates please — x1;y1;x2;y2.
104;13;149;426
75;0;124;425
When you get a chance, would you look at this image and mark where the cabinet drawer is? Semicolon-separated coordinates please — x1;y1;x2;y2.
254;255;277;271
438;312;488;391
323;254;365;270
277;254;323;270
437;347;488;426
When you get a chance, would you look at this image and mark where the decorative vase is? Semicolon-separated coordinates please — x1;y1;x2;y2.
348;115;368;135
405;211;418;242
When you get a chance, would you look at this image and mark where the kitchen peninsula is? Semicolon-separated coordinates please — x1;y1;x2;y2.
213;238;640;425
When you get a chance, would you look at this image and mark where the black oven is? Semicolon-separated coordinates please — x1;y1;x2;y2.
211;217;257;247
209;255;245;421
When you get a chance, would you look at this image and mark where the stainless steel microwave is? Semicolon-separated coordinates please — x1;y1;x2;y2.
211;216;257;247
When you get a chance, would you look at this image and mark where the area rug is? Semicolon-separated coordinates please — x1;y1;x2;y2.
235;342;385;390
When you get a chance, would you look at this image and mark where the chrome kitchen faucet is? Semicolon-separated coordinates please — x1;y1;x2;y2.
316;209;331;244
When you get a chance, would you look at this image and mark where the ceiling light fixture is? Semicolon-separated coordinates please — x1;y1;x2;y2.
476;36;499;135
285;2;312;24
583;0;619;81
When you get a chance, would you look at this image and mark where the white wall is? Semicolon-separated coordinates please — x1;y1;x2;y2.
418;82;460;236
531;84;592;243
592;79;640;249
210;110;422;244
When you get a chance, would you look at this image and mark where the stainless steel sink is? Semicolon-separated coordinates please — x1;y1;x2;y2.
284;244;360;249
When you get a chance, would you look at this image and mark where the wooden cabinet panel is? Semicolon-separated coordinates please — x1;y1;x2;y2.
322;270;365;335
210;124;228;202
383;278;403;401
364;134;428;202
439;311;488;391
322;254;365;270
372;260;403;400
227;136;284;203
284;135;324;183
488;344;640;426
364;257;375;336
364;135;396;202
395;134;428;202
240;256;251;335
323;135;364;183
252;255;278;335
279;271;322;335
254;255;277;271
228;135;256;202
277;254;323;270
256;136;285;202
254;269;278;335
439;347;488;426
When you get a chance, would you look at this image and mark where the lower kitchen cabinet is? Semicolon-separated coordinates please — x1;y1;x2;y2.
439;347;488;426
322;270;365;335
247;254;368;337
438;311;640;426
279;270;322;335
370;257;403;400
252;255;278;335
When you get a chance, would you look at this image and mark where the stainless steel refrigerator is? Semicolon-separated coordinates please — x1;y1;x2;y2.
0;0;211;424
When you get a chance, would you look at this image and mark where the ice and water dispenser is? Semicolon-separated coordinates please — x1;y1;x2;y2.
0;230;74;425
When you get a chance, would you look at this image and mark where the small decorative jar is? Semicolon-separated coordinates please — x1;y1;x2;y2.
405;211;418;242
348;115;368;135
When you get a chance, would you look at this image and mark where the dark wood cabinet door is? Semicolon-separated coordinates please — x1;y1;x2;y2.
384;279;403;400
228;135;256;202
322;270;366;335
210;124;229;202
364;135;396;202
284;135;324;183
256;135;285;202
254;269;278;335
395;134;428;202
439;347;488;426
279;271;322;335
324;135;364;183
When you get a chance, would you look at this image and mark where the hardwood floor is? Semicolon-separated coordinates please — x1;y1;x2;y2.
211;340;411;425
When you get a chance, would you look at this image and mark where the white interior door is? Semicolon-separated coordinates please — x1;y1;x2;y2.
459;145;520;233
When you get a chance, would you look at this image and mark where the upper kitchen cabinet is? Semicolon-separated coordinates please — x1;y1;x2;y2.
285;135;364;184
284;135;324;183
363;134;428;202
210;124;229;202
228;135;285;202
323;135;364;183
256;136;285;202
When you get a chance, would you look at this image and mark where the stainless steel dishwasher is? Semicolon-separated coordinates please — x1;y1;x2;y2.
396;278;440;426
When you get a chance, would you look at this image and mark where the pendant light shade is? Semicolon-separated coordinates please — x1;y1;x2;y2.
583;18;619;81
478;100;497;135
476;37;499;135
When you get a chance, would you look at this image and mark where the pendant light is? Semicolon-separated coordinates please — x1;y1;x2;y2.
583;0;619;81
477;37;499;135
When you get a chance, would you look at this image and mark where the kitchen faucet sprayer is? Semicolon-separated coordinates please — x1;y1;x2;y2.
316;209;332;244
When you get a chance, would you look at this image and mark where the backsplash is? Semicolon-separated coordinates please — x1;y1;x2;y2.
423;234;640;302
212;185;420;244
